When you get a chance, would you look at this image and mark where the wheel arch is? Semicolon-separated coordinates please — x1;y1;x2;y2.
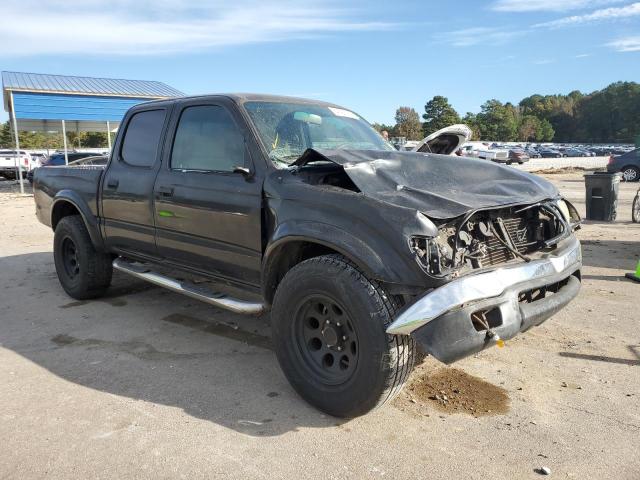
51;191;104;250
262;236;376;306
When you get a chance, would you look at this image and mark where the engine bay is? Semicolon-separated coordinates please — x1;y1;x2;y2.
411;202;573;277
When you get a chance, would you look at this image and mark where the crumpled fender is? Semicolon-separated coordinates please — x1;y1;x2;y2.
262;217;431;301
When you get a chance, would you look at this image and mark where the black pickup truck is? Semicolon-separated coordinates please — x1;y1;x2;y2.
33;94;582;417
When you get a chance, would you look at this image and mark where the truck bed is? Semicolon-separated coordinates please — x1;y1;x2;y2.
33;165;105;228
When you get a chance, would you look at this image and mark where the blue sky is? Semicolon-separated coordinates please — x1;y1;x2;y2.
1;0;639;124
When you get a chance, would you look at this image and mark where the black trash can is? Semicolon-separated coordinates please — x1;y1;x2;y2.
584;172;621;221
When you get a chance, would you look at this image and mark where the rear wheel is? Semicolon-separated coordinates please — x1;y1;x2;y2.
621;166;639;182
271;254;415;417
54;215;113;299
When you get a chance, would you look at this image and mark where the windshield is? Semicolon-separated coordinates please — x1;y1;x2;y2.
243;101;394;166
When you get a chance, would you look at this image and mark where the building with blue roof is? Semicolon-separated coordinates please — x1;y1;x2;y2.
2;71;183;191
2;71;182;134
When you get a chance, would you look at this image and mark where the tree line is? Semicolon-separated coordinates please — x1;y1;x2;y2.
374;81;640;144
2;81;638;149
0;122;111;149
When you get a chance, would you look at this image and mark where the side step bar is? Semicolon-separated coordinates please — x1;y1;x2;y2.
112;258;264;315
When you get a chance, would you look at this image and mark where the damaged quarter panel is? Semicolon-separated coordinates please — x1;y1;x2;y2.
262;165;441;302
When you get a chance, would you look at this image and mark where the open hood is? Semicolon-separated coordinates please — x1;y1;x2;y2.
411;124;472;155
293;148;558;219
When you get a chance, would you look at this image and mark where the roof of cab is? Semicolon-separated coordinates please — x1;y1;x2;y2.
139;93;342;108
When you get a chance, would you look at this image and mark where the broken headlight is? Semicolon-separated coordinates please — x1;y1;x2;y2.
556;199;582;230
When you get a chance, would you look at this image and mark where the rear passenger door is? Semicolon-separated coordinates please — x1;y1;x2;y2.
153;100;263;287
101;107;169;259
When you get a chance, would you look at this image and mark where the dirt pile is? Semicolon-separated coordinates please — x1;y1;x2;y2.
395;365;510;417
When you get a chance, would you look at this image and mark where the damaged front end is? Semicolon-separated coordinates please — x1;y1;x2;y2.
410;199;581;279
390;199;582;364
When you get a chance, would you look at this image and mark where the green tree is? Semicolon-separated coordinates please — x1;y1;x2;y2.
0;121;13;148
538;119;555;142
461;112;480;140
371;122;396;137
518;115;540;142
81;132;108;147
422;96;460;136
394;106;422;140
475;100;519;141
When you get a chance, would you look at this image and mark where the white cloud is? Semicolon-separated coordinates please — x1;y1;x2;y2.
607;36;640;51
532;58;556;64
491;0;624;12
534;2;640;28
0;0;398;56
439;27;523;47
575;53;591;58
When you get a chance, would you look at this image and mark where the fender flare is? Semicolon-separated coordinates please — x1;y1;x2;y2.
51;190;104;251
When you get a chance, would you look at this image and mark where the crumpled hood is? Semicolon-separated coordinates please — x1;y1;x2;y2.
294;149;559;219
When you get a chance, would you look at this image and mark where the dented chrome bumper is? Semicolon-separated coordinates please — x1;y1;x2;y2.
387;237;582;363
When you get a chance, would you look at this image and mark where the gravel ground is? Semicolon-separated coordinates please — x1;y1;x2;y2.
0;174;639;479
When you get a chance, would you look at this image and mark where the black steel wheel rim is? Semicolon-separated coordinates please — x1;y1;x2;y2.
61;236;80;279
293;295;359;385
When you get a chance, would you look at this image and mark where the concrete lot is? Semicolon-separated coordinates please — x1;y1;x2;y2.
1;173;639;479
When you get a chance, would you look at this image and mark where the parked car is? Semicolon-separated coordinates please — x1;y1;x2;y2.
29;152;48;167
411;124;471;155
0;149;33;180
538;148;562;158
477;148;510;163
607;148;640;181
68;155;109;166
524;147;541;158
33;94;582;417
507;148;530;165
27;152;100;183
561;148;590;157
457;141;490;158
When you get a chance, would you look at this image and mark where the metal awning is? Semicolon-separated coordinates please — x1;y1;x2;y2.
2;71;183;193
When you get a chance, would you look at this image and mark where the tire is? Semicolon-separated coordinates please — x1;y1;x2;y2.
506;161;512;165
271;254;415;417
633;193;640;223
53;215;113;299
621;166;640;182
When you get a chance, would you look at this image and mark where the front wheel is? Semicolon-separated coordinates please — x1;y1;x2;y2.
633;193;640;223
54;215;113;299
271;254;415;417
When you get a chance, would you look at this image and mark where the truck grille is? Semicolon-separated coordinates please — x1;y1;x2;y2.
483;216;532;266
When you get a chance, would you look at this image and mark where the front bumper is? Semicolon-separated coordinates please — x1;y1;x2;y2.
387;236;582;363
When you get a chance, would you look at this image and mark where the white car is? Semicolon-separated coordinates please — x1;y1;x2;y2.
411;124;472;154
477;148;510;163
0;150;33;180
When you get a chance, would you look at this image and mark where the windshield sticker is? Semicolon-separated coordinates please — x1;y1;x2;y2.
328;107;360;120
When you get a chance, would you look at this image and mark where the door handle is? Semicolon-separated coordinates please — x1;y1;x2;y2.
157;185;174;196
107;178;119;189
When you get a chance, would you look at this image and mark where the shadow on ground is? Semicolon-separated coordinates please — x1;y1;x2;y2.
0;252;344;437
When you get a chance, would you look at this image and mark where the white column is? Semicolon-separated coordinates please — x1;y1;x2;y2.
62;120;69;165
9;92;24;195
106;121;112;151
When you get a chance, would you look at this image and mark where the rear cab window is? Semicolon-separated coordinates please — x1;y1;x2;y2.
121;109;167;167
